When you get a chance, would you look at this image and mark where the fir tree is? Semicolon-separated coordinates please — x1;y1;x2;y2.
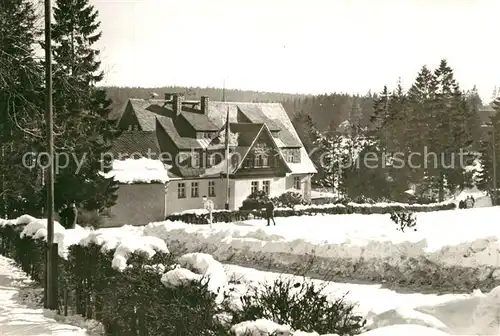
50;0;119;211
292;110;318;153
0;0;45;216
477;139;493;192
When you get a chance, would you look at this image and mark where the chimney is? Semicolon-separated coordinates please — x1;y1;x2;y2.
172;93;184;117
164;93;173;101
200;96;209;114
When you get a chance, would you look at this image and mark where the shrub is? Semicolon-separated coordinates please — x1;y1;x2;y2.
390;210;417;232
77;209;105;229
351;195;376;204
0;223;228;336
240;191;269;210
271;191;306;208
229;278;366;335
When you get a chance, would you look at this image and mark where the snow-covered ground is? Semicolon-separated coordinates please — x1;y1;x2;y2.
144;206;500;292
3;207;500;335
0;255;102;336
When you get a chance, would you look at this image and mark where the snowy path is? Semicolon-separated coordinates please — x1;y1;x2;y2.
0;256;88;336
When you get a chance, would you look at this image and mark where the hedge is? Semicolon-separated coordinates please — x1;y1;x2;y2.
166;201;457;224
0;221;368;336
0;223;228;336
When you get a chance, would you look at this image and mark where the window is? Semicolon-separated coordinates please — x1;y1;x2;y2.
262;154;269;167
191;182;199;197
294;176;301;190
251;181;259;194
192;152;200;168
292;149;301;163
262;180;270;195
244;156;252;168
208;180;216;197
177;182;186;198
254;155;262;167
207;153;216;167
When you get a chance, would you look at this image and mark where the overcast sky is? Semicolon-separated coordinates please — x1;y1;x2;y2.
92;0;500;102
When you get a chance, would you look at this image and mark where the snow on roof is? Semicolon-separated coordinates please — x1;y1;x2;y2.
285;147;317;174
101;158;169;184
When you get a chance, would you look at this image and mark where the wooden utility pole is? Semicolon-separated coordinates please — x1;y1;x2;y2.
44;0;58;310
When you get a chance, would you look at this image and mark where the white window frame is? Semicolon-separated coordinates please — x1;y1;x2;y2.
191;181;199;197
251;181;259;194
262;180;270;194
294;176;301;190
208;180;216;197
178;182;186;198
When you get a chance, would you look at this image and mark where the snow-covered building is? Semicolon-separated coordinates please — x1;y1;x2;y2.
108;94;316;221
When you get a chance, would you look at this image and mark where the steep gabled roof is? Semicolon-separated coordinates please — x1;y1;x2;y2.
180;111;219;131
233;124;291;174
119;98;316;175
156;115;210;149
236;105;282;131
230;123;264;146
109;131;161;158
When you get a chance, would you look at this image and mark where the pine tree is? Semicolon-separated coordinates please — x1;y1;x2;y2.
477;139;493;192
313;132;346;196
50;0;119;211
405;65;439;197
0;0;45;216
292;111;318;153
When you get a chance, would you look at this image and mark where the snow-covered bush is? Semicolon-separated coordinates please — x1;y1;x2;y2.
240;190;270;210
0;218;229;335
271;191;307;208
228;278;366;336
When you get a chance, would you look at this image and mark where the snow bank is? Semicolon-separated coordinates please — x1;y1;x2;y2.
359;325;449;336
112;235;168;271
161;252;227;302
144;207;500;292
101;158;169;184
230;319;292;336
366;307;449;333
5;215;166;270
230;319;339;336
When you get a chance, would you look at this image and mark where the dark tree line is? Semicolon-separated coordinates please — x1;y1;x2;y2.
296;60;490;202
0;0;118;218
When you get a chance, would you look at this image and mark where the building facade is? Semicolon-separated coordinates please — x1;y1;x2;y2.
111;93;317;216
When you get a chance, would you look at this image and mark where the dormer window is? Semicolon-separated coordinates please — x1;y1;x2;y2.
207;153;216;167
254;155;262;167
192;152;200;168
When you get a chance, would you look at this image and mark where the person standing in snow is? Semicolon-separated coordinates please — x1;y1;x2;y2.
458;199;465;209
265;200;276;226
58;203;68;227
465;196;474;209
65;201;78;229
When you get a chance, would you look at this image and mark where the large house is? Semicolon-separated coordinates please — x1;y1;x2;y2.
109;93;316;220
